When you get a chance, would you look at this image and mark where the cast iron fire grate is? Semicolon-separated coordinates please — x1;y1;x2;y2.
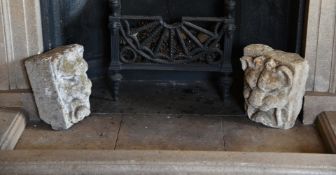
108;0;236;101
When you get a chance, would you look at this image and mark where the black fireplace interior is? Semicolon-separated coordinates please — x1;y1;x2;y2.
122;0;225;19
40;0;306;114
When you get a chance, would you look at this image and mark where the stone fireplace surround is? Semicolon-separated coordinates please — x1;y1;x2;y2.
0;0;336;174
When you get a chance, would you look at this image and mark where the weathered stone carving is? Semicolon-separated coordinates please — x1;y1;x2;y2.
240;44;309;129
25;44;92;130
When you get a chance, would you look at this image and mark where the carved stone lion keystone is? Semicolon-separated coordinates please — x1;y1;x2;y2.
240;44;309;129
25;44;92;130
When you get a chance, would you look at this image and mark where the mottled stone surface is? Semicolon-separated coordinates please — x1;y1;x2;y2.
240;44;309;129
25;44;92;130
16;114;326;153
0;0;43;90
303;92;336;125
317;112;336;153
0;109;26;150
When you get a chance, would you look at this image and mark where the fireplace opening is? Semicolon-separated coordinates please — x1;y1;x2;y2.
40;0;306;116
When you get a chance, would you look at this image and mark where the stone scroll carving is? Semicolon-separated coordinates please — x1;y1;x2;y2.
25;44;92;130
240;44;309;129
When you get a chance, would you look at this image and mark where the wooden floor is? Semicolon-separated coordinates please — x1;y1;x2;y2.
16;114;327;153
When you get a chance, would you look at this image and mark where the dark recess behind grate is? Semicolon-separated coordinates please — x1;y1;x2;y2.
40;0;305;80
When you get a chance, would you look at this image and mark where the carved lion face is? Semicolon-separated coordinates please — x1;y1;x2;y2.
240;44;308;129
54;45;92;122
241;56;293;110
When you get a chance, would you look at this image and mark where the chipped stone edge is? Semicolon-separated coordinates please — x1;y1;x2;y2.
0;150;335;175
317;112;336;153
0;109;27;150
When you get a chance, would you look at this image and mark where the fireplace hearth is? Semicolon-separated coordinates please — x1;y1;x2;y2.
2;0;336;174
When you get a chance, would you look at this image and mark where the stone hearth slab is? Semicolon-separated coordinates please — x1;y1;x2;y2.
221;117;326;153
16;115;121;150
116;115;225;151
0;109;26;150
16;114;327;153
317;112;336;153
1;150;336;175
117;115;326;152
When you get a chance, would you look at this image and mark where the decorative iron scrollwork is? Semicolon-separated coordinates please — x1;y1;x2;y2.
118;16;227;65
108;0;236;101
